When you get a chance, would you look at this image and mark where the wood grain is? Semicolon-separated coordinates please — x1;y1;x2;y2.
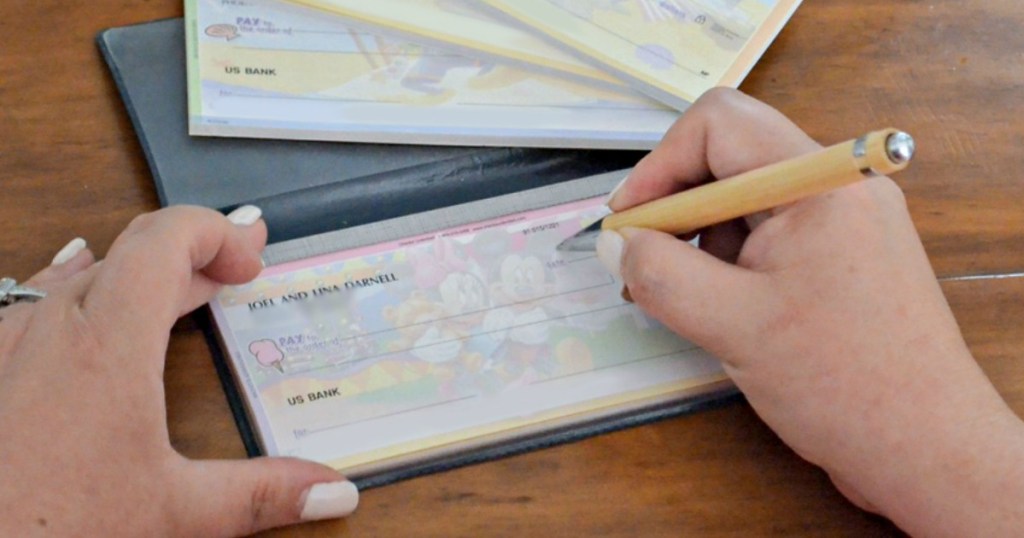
1;1;1022;536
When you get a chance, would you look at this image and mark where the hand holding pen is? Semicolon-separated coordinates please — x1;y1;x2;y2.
590;88;1024;537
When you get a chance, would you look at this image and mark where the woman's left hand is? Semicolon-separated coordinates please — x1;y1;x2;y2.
0;206;358;537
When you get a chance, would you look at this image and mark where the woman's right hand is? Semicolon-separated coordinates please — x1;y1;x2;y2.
598;88;1024;537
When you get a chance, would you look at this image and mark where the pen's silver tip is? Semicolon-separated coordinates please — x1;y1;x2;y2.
556;219;604;252
886;132;915;164
557;231;601;252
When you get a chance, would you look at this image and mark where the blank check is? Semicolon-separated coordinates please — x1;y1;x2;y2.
210;197;727;476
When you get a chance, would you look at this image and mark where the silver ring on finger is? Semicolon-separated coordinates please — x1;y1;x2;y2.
0;277;47;309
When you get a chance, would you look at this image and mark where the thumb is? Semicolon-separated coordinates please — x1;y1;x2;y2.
172;457;359;537
597;228;766;357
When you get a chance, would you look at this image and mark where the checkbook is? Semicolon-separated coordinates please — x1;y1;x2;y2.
208;170;735;487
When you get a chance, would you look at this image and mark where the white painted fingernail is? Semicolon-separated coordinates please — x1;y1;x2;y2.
300;481;359;521
51;237;87;266
227;205;262;226
595;230;625;280
605;174;631;206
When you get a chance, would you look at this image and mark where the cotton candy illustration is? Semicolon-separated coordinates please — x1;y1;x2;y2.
249;339;286;373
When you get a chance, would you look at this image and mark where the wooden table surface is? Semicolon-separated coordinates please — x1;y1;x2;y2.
3;1;1023;536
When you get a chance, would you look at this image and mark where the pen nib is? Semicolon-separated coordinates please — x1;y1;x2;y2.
556;219;603;252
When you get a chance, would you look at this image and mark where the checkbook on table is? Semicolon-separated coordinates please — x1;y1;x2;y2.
99;17;737;489
208;171;735;487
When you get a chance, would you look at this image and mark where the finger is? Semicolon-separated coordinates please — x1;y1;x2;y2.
830;473;879;515
0;238;95;347
82;205;267;347
601;228;770;360
22;238;96;289
608;88;821;212
173;457;358;536
0;260;104;365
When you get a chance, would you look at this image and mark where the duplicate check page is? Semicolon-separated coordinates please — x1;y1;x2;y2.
210;196;728;475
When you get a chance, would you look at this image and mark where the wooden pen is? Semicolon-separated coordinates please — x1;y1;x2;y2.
556;128;916;251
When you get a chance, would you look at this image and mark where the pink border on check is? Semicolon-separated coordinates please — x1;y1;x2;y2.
261;197;603;278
